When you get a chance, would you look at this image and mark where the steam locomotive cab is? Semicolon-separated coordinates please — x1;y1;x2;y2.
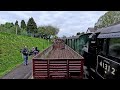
84;24;120;79
96;32;120;79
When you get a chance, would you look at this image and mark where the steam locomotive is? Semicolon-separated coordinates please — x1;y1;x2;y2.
64;23;120;79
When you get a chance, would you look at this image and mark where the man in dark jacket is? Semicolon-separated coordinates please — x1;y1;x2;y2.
22;46;29;65
34;47;39;55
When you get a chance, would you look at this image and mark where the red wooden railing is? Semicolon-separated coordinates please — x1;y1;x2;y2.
32;39;84;79
32;59;84;79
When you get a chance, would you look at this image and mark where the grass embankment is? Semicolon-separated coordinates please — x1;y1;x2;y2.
0;32;52;77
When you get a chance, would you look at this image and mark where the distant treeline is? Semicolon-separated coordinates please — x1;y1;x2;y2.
0;17;59;40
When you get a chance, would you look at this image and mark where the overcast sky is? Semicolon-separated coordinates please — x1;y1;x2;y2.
0;11;107;37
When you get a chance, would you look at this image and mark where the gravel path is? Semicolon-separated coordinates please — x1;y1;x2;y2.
1;60;32;79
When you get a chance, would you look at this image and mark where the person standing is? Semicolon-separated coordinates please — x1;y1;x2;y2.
34;47;39;55
22;46;29;65
29;47;35;56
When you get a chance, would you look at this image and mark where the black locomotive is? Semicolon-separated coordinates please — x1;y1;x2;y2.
64;23;120;79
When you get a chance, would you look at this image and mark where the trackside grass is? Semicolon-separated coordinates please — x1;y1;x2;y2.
0;32;51;77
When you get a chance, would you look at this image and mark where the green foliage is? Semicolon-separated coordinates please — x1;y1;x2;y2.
95;11;120;29
0;23;18;34
0;18;59;39
38;25;59;39
4;22;14;28
20;28;28;36
0;32;52;77
21;20;26;29
54;35;58;39
0;25;8;33
15;20;19;26
7;26;16;34
27;17;37;36
16;26;21;35
46;25;59;36
0;22;22;35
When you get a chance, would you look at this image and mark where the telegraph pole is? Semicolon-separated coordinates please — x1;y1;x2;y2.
16;26;17;35
43;37;44;49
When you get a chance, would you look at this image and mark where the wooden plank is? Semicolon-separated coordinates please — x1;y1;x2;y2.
34;66;47;68
32;39;84;79
46;46;82;59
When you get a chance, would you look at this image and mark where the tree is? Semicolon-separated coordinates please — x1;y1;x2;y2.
94;11;120;29
15;20;19;26
21;20;26;29
8;26;16;34
0;21;22;35
37;25;59;39
20;28;27;36
27;17;37;36
11;23;14;26
76;32;81;35
4;22;14;28
15;20;20;35
0;22;15;34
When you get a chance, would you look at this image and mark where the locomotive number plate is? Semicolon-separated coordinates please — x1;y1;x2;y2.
96;55;120;79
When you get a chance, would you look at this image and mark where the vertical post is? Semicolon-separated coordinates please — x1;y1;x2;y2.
48;39;49;46
47;60;50;79
43;41;44;49
43;37;44;49
32;59;35;79
73;39;74;50
80;59;84;79
16;26;17;35
67;60;69;79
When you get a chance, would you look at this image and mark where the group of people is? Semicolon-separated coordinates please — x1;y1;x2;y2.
20;46;40;65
